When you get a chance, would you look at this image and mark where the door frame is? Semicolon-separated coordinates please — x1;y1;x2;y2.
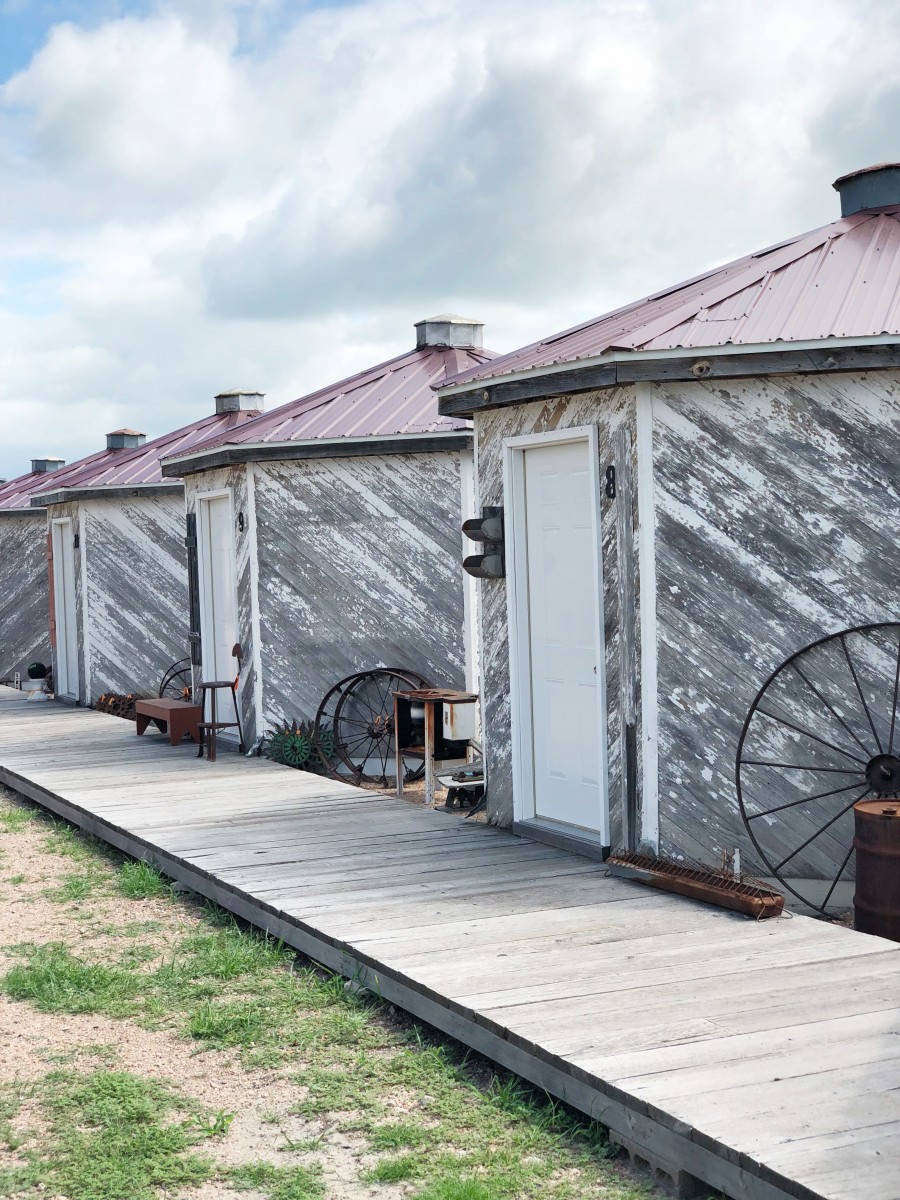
195;488;238;688
502;425;610;848
50;516;79;700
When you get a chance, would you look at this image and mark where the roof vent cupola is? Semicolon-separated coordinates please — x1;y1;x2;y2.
215;389;265;414
833;163;900;216
106;429;146;451
415;314;484;351
31;457;65;474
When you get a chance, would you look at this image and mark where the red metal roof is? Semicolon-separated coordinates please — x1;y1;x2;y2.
441;208;900;391
167;343;495;465
0;409;260;510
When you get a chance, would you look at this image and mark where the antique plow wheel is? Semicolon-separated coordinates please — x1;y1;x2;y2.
314;667;431;785
736;621;900;914
159;657;192;701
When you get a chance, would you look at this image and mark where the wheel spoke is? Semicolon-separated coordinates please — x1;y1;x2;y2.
889;633;900;755
754;707;866;765
340;724;376;753
772;789;870;873
840;634;883;754
746;780;867;820
789;661;874;758
820;840;856;911
741;760;862;774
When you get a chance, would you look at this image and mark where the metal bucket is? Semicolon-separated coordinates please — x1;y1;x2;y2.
853;799;900;942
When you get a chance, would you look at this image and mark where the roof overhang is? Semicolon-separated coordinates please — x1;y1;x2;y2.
30;482;184;508
0;506;44;519
161;431;474;478
437;335;900;417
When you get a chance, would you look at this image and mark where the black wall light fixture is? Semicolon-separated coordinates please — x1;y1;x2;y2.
461;506;505;578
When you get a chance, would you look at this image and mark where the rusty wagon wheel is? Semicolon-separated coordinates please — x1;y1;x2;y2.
736;621;900;915
159;657;192;701
314;667;432;786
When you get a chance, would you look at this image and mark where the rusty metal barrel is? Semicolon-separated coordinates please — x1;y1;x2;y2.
853;799;900;942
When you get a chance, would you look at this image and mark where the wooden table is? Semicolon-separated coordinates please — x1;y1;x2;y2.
134;698;202;746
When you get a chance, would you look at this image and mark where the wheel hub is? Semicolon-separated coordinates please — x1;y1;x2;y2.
865;753;900;796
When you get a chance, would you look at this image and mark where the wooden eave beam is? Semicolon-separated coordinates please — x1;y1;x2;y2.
0;507;43;518
29;483;184;508
438;342;900;416
161;433;474;479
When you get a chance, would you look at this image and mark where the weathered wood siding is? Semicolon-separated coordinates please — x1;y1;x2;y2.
473;388;640;839
652;370;900;877
80;495;189;703
253;453;467;732
0;513;51;681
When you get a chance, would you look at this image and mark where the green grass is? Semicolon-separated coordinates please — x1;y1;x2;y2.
99;920;165;937
43;823;112;863
412;1181;503;1200
230;1162;324;1200
4;874;25;886
0;804;35;832
45;870;107;902
370;1121;429;1149
116;861;167;899
364;1153;420;1182
0;1070;216;1200
4;944;140;1015
187;999;276;1046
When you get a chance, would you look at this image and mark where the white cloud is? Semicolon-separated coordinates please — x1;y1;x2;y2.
1;0;899;478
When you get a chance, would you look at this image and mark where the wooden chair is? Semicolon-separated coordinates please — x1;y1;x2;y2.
197;643;244;762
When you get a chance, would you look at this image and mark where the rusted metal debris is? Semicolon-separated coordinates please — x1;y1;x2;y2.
94;692;142;721
606;851;785;918
853;799;900;942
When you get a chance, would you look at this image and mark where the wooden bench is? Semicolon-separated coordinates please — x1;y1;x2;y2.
135;698;202;746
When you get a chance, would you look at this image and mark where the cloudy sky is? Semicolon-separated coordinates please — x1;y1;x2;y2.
1;0;899;479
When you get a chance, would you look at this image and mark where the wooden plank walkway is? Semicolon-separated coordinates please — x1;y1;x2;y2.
1;687;898;1200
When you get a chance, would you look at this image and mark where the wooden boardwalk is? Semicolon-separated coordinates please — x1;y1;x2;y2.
1;687;898;1200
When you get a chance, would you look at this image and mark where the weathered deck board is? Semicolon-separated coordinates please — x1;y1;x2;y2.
1;690;898;1200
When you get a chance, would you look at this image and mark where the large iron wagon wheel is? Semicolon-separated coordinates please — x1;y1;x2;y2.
314;667;432;786
159;657;192;701
736;621;900;915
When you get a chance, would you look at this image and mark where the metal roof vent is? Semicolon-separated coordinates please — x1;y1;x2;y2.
833;163;900;216
31;457;65;474
415;314;484;350
215;389;265;414
106;429;146;450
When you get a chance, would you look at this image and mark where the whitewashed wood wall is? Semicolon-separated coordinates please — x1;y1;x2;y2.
253;452;467;733
184;454;468;750
652;369;900;877
80;495;190;702
0;513;51;682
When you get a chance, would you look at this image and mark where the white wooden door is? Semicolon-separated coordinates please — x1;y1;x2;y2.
198;496;238;697
51;519;79;699
521;438;606;835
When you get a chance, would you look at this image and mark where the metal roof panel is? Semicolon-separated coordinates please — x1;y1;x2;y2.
441;210;900;390
168;343;495;466
0;409;261;509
